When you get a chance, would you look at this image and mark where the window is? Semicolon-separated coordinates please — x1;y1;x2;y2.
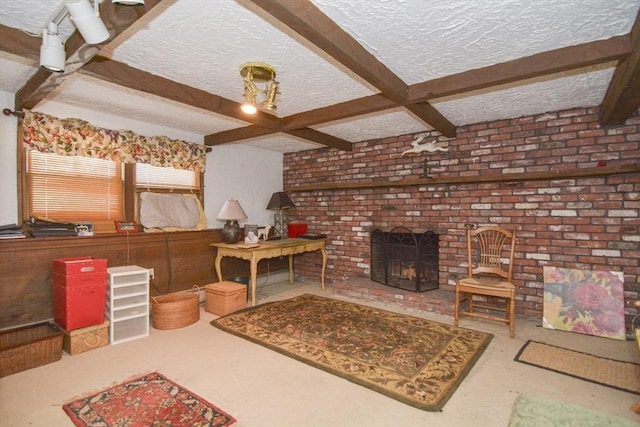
27;151;124;226
25;152;202;233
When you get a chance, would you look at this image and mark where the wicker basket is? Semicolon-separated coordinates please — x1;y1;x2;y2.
63;321;109;355
151;286;200;330
205;281;247;316
0;322;64;377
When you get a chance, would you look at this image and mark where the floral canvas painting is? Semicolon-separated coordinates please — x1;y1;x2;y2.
543;267;625;340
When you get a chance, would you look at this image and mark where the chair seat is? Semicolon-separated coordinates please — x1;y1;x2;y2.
458;277;515;291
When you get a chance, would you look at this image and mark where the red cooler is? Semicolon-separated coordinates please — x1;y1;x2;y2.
288;223;308;238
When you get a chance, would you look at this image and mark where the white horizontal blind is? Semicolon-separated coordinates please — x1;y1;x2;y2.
135;163;200;190
27;151;123;222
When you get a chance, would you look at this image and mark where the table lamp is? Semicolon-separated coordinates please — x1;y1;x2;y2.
217;199;248;243
266;192;295;238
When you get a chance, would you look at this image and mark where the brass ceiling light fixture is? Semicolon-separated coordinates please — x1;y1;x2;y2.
239;62;279;114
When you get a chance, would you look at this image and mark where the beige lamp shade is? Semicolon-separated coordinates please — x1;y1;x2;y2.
217;199;248;221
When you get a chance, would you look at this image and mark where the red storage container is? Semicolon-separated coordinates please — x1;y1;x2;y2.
53;257;107;280
53;271;106;288
288;223;308;238
53;283;106;331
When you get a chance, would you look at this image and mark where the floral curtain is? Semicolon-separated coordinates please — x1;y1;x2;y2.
22;110;207;172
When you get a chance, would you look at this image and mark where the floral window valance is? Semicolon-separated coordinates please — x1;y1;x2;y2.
22;110;207;172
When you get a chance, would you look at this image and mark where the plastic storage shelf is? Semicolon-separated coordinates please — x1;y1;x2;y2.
107;265;149;345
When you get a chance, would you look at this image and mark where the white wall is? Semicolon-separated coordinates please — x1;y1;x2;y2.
206;144;283;229
0;101;284;229
0;91;18;226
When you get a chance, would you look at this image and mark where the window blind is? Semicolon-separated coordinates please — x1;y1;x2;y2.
136;163;200;190
27;151;124;222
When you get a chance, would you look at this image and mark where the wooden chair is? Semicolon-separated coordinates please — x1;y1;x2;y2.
454;226;517;337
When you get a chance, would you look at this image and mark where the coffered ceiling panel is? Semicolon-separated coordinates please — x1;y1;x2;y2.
0;0;638;152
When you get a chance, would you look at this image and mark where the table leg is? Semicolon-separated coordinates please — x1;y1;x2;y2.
214;253;223;282
320;247;327;290
250;258;258;307
288;255;294;285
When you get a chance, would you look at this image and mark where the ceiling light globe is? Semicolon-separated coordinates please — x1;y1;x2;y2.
241;103;258;115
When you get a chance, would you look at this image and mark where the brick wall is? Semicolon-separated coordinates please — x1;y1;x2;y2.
284;106;640;328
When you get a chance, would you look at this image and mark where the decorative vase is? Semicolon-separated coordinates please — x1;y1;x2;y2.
222;220;241;243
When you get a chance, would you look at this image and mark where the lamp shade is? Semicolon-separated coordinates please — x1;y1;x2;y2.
217;199;248;221
266;192;295;210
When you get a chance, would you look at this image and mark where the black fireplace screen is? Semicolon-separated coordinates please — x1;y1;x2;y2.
371;227;439;292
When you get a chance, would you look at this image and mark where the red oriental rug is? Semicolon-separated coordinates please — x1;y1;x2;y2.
63;372;236;427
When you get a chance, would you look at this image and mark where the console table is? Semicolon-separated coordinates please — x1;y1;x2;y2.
211;238;327;306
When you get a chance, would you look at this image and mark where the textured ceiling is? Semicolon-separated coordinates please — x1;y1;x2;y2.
0;0;638;152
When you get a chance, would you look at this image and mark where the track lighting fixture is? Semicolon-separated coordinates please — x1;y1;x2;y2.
39;0;110;72
40;23;66;73
65;0;110;44
239;62;279;114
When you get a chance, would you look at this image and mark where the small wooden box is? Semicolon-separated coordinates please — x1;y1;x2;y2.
63;321;109;355
205;281;247;316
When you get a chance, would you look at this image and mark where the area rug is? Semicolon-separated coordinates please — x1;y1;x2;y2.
63;372;236;427
515;340;640;394
508;392;638;427
211;293;493;411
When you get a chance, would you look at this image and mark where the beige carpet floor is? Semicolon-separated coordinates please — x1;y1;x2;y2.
1;280;638;427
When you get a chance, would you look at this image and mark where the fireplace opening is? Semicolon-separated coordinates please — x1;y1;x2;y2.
370;227;439;292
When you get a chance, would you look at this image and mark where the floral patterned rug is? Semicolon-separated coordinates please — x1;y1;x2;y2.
211;294;493;411
63;372;236;426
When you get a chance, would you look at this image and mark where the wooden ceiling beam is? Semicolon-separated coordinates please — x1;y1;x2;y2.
14;0;166;110
281;94;397;129
601;12;640;125
204;125;352;151
284;128;352;151
405;103;456;138
208;37;624;144
0;23;43;61
247;0;408;103
205;126;277;145
81;57;281;129
244;0;457;138
204;94;396;145
408;35;631;102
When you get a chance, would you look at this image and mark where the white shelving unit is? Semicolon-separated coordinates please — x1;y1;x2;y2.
107;265;149;345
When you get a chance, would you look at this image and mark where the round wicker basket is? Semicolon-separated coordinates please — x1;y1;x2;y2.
151;287;200;330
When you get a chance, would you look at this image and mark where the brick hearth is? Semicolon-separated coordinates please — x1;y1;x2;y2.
332;278;455;317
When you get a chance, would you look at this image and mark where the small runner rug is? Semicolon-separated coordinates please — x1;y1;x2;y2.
508;393;638;427
211;293;493;411
515;340;640;395
63;372;236;427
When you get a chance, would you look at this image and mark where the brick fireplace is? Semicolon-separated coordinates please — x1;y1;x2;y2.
284;106;640;329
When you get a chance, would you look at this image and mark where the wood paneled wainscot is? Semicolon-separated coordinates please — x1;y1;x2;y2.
0;230;287;329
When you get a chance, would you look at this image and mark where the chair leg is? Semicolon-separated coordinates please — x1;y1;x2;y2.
509;296;516;338
454;286;460;326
